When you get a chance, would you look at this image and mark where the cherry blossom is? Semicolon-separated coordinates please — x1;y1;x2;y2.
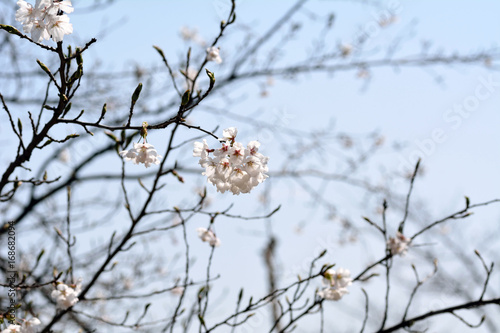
221;127;237;142
51;279;82;310
323;268;353;288
206;46;222;64
340;43;353;57
58;148;70;163
0;325;21;333
318;267;352;301
193;139;212;160
387;231;411;256
171;286;185;295
193;128;269;195
30;19;50;42
197;227;221;247
179;26;205;45
317;286;349;301
21;318;41;333
48;0;74;15
15;1;35;25
15;0;74;43
46;13;72;42
120;142;162;168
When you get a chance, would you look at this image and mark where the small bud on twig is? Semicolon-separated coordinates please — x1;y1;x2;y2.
36;59;52;76
132;83;143;104
181;90;191;106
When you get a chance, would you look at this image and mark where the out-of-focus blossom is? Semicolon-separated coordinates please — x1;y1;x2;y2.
171;286;184;295
196;227;221;247
179;26;205;45
317;286;349;301
340;43;353;57
21;318;41;333
51;278;82;310
0;325;22;333
206;46;222;64
318;267;352;301
387;232;411;256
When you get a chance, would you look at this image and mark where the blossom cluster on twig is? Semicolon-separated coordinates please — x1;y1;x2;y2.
16;0;74;43
317;267;353;301
50;278;82;310
193;127;269;195
387;231;411;256
1;318;41;333
120;142;162;168
197;227;221;247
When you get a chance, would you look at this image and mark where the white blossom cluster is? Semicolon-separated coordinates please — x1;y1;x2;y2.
51;278;82;310
193;127;269;195
387;231;411;256
317;267;352;301
196;227;221;247
120;142;162;168
340;43;353;57
16;0;74;43
0;318;41;333
179;26;205;46
206;46;222;64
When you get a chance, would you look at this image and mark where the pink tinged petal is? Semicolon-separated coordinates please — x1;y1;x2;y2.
57;0;74;13
48;14;72;42
22;21;33;33
31;20;50;42
15;1;33;23
221;127;237;141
